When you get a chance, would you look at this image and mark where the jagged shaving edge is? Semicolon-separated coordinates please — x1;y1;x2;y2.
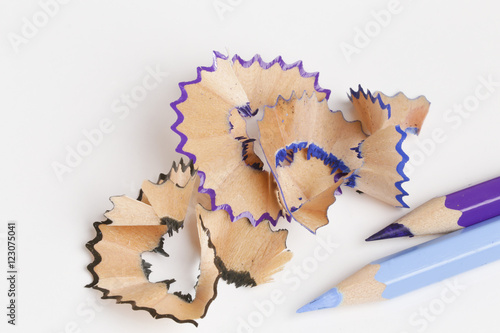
257;92;363;231
231;54;331;103
170;51;330;226
348;84;392;121
347;85;413;207
345;126;410;208
350;85;431;135
85;159;218;327
85;221;216;326
375;90;431;135
196;170;288;227
139;159;197;201
394;125;410;208
171;51;227;163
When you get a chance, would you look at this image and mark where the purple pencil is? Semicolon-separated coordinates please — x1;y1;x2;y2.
366;176;500;241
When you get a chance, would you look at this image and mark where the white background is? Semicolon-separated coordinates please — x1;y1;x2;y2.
2;0;500;332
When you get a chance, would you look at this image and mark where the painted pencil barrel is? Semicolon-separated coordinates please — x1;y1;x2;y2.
445;176;500;227
373;214;500;299
299;214;500;313
366;176;500;241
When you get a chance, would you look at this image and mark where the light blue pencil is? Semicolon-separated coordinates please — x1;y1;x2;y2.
297;215;500;312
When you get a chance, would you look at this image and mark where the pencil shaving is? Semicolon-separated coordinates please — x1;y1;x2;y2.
172;52;430;231
87;161;217;326
347;85;430;207
86;160;291;326
258;92;364;232
199;206;292;286
86;51;434;326
349;85;430;135
171;51;330;226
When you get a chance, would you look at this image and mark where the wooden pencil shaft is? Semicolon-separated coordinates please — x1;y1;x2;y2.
369;176;500;240
396;196;461;236
341;216;500;306
301;216;500;312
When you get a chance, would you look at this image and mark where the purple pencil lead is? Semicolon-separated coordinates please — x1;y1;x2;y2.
366;223;414;241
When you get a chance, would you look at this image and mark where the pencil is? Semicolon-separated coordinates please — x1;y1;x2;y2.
297;215;500;313
366;176;500;241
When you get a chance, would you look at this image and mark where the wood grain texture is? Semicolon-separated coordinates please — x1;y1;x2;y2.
396;196;463;235
87;160;292;325
258;93;364;231
337;264;386;306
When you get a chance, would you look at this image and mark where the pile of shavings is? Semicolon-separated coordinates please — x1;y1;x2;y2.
87;160;292;326
86;51;430;326
172;51;429;233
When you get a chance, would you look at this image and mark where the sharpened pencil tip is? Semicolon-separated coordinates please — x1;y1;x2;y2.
366;223;414;241
296;288;343;313
296;305;311;313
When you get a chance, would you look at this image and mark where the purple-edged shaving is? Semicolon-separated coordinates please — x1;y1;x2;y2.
349;84;392;121
196;169;290;226
171;51;430;229
255;92;366;232
350;85;431;135
275;142;350;174
231;53;331;102
344;124;410;208
170;51;330;226
171;51;229;163
394;125;410;208
347;85;428;208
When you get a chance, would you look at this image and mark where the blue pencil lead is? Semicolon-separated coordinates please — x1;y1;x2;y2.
296;288;343;313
